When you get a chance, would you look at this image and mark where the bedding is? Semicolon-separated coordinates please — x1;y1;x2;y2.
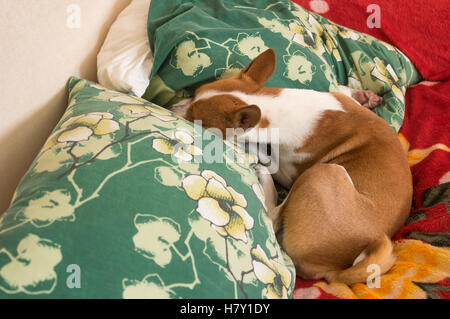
291;0;450;299
141;0;449;298
0;78;295;298
295;0;450;81
143;0;420;132
1;0;448;300
97;0;153;97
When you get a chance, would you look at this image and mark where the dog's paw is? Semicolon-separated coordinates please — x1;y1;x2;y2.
353;90;383;109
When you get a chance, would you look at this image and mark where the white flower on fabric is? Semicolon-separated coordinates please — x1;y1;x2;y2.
17;190;74;227
258;18;294;40
122;274;175;299
152;130;202;162
172;40;212;77
251;244;292;299
43;112;120;151
132;214;181;267
252;183;267;211
283;51;316;84
182;170;254;243
121;104;177;122
233;33;269;59
371;57;403;98
0;234;62;295
33;148;73;174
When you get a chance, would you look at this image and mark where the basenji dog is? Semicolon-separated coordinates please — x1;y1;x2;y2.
171;48;412;285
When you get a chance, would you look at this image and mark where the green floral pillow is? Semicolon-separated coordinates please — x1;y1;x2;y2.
0;78;295;299
144;0;421;131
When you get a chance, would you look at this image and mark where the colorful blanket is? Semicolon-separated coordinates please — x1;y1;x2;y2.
141;0;449;298
292;0;450;299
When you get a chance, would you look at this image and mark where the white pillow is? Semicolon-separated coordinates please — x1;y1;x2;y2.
97;0;153;97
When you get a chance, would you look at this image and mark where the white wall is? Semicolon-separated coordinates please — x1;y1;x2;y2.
0;0;131;213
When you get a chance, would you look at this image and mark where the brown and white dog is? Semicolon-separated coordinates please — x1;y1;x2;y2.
172;48;412;285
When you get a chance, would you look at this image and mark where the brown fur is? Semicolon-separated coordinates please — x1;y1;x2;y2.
184;48;413;285
188;49;279;136
186;95;261;136
259;117;271;129
280;93;412;284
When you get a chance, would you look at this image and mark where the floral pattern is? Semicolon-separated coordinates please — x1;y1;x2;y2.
152;130;203;162
251;244;292;299
0;234;62;295
0;0;425;299
171;40;212;77
132;214;181;267
182;170;254;243
311;240;450;299
371;57;404;98
121;104;178;122
122;274;175;299
283;51;316;84
146;0;420;132
43;112;120;151
17;190;75;227
233;33;269;59
0;78;295;298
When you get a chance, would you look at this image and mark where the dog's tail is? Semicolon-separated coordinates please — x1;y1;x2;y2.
323;234;396;285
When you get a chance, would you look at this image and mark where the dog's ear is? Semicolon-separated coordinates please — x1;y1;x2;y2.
239;48;276;86
229;104;261;131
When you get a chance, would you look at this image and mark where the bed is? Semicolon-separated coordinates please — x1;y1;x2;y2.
0;0;448;299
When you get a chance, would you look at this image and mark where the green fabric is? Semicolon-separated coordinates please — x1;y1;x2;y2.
143;0;421;131
0;78;295;299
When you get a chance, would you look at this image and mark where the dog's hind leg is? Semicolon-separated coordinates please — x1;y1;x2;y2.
255;164;284;234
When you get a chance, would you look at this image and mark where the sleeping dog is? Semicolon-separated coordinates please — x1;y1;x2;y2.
171;48;412;285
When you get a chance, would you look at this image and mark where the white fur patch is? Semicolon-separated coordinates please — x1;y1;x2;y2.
336;165;355;186
195;89;346;187
195;89;344;147
353;251;367;266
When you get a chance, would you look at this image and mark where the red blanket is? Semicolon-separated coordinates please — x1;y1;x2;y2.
291;0;450;299
293;0;450;81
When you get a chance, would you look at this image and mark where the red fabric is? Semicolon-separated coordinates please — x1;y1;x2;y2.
435;278;450;299
293;279;339;299
394;80;450;241
292;0;450;81
290;0;450;299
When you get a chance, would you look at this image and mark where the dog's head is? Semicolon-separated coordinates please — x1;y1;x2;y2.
171;48;277;137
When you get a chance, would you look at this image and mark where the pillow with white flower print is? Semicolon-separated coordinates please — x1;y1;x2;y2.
0;77;295;299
